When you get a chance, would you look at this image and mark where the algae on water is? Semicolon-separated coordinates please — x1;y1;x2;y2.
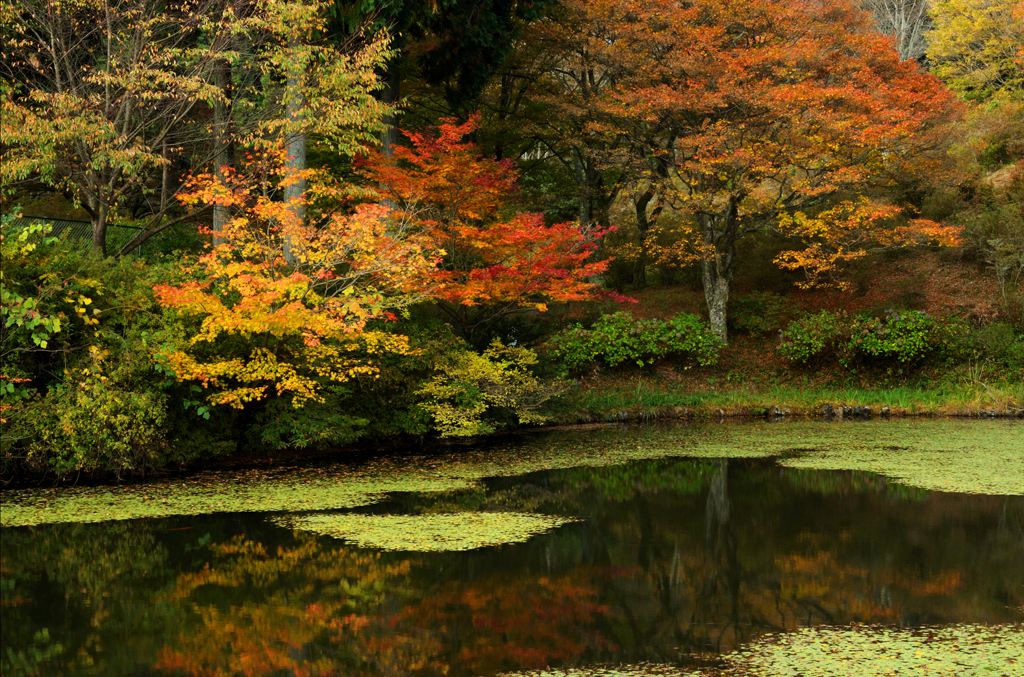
0;470;476;528
498;664;692;676
694;623;1023;676
495;624;1024;677
273;511;578;551
2;419;1020;527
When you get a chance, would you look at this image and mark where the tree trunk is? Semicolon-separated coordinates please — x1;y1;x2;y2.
700;208;737;344
380;58;401;158
283;41;306;265
212;57;232;246
160;138;171;215
90;207;108;258
702;260;730;343
83;179;108;257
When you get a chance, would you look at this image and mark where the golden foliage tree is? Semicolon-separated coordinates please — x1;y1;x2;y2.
154;152;439;409
927;0;1024;101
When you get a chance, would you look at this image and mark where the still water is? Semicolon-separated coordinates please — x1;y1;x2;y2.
2;420;1022;676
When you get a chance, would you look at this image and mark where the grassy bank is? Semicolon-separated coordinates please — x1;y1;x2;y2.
550;378;1024;424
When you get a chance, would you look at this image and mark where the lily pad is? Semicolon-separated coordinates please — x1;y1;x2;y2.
436;419;1024;496
272;511;578;551
498;664;691;676
0;469;475;528
698;623;1023;676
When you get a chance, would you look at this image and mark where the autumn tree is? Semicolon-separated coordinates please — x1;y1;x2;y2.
196;0;394;243
245;1;393;249
476;2;641;231
360;115;618;341
926;0;1022;319
927;0;1024;101
541;0;960;342
154;151;439;409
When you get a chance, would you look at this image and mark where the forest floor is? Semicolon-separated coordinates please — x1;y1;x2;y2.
549;250;1023;422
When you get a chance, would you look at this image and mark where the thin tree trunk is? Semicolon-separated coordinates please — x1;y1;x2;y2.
160;138;171;214
380;58;400;158
83;176;108;257
212;56;232;246
283;40;306;265
633;187;663;289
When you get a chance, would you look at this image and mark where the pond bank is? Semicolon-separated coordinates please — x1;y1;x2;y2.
554;402;1024;425
548;373;1024;426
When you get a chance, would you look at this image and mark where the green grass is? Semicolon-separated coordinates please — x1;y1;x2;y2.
553;377;1022;419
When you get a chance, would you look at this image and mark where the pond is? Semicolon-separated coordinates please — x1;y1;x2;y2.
1;419;1022;676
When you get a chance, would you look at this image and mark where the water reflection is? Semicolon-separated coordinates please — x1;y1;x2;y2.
2;458;1021;676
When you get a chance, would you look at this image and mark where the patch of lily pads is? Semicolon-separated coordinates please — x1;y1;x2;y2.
0;469;476;528
496;624;1023;677
498;664;691;676
468;418;1023;496
272;511;578;551
694;623;1023;676
2;419;1020;527
687;419;1024;496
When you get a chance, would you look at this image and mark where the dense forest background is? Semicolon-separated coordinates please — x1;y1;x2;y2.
1;0;1021;478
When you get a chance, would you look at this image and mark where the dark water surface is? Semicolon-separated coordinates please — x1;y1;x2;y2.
2;426;1022;676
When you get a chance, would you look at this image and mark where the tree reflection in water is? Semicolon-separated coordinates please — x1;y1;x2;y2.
2;458;1022;677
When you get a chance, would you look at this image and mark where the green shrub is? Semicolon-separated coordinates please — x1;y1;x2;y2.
778;310;845;365
0;228;228;476
324;318;565;440
846;309;938;365
250;385;368;450
546;311;720;371
779;309;987;372
26;350;168;476
337;319;469;439
417;340;566;437
969;322;1024;374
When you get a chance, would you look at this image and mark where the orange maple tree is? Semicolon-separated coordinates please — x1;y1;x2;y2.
360;114;622;339
154;150;439;409
541;0;962;341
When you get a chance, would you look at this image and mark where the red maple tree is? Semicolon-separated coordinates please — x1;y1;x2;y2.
360;114;623;340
